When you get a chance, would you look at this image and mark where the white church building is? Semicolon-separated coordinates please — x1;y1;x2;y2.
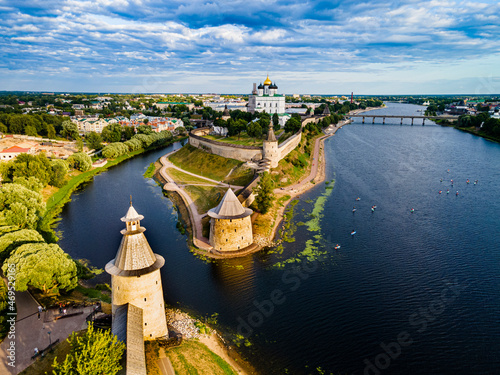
248;75;285;115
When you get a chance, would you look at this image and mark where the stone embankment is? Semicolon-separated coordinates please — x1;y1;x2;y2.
166;309;201;339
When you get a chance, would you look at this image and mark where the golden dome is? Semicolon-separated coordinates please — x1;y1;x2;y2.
263;75;272;85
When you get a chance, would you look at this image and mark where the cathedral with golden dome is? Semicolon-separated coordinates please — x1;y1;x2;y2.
248;75;285;114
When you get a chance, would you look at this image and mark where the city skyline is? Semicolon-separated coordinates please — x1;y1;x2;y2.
1;0;499;94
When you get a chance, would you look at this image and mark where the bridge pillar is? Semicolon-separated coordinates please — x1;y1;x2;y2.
383;117;385;125
411;118;414;126
372;117;375;124
400;118;403;125
362;117;365;124
422;118;425;125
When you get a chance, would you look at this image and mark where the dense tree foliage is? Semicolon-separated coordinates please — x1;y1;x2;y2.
0;182;45;229
101;123;122;143
52;323;125;375
0;229;44;260
254;172;275;214
61;120;79;140
0;279;9;339
1;153;54;186
50;159;70;187
458;113;500;137
2;242;78;293
67;152;92;172
247;122;262;139
284;117;302;134
86;131;103;150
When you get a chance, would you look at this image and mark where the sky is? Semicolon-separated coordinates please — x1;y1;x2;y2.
0;0;499;94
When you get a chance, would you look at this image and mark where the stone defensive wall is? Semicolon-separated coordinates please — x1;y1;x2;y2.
277;131;302;160
189;128;263;162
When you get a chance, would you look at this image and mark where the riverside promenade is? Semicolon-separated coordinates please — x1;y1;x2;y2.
0;287;96;375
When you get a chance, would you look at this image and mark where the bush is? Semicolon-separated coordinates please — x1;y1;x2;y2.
68;152;92;172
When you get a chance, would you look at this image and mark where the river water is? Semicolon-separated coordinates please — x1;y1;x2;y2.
57;103;500;374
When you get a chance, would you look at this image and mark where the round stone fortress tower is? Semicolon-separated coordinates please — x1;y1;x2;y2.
105;203;168;340
262;122;279;169
208;188;253;252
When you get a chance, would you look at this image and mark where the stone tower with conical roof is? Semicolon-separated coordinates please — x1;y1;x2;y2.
208;188;253;252
106;203;168;340
262;121;279;168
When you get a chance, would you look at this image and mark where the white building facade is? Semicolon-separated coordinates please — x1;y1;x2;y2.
248;76;285;115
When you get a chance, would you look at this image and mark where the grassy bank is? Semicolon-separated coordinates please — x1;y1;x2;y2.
166;340;238;375
39;136;186;242
168;144;254;186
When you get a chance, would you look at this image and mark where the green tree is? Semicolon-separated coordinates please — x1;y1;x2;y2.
136;124;152;135
2;153;53;186
61;120;79;140
0;279;9;339
86;132;103;150
247;122;262;140
50;159;69;188
101;123;122;143
52;323;125;375
0;229;44;260
0;182;45;229
2;243;78;293
121;126;135;141
47;123;56;139
76;138;84;152
272;113;280;131
284;117;301;134
254;172;274;214
25;125;38;136
67;152;92;172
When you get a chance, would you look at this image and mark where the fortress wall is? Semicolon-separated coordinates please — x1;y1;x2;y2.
301;117;321;126
189;132;262;162
278;131;302;160
209;216;253;251
111;269;168;340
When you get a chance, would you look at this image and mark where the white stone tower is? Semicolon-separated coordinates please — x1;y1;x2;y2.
262;121;279;168
208;188;253;252
106;202;168;340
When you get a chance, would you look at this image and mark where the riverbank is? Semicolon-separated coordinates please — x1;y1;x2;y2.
154;116;356;254
262;117;352;245
39;136;187;241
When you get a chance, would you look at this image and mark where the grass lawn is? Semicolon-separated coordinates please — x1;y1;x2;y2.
167;168;219;185
270;132;320;188
168;145;253;186
203;132;263;147
184;185;227;214
252;194;290;238
166;340;237;375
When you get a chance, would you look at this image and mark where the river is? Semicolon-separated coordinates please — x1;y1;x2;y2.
57;103;500;374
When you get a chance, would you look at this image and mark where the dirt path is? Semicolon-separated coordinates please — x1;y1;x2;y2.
159;154;213;252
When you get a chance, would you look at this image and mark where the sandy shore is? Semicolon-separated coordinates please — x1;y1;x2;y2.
199;333;254;374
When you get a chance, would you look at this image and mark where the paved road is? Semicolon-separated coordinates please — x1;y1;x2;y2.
0;286;94;374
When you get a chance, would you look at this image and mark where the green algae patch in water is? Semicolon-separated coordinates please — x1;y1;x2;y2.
305;180;335;232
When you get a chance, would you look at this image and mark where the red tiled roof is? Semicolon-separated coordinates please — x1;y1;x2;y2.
0;146;30;153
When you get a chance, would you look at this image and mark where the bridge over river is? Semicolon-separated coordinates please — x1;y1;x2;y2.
348;114;457;125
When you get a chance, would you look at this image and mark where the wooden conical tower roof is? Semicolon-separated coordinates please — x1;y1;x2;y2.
106;204;165;277
207;188;253;220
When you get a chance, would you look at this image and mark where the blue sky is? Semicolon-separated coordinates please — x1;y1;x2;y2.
1;0;499;94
